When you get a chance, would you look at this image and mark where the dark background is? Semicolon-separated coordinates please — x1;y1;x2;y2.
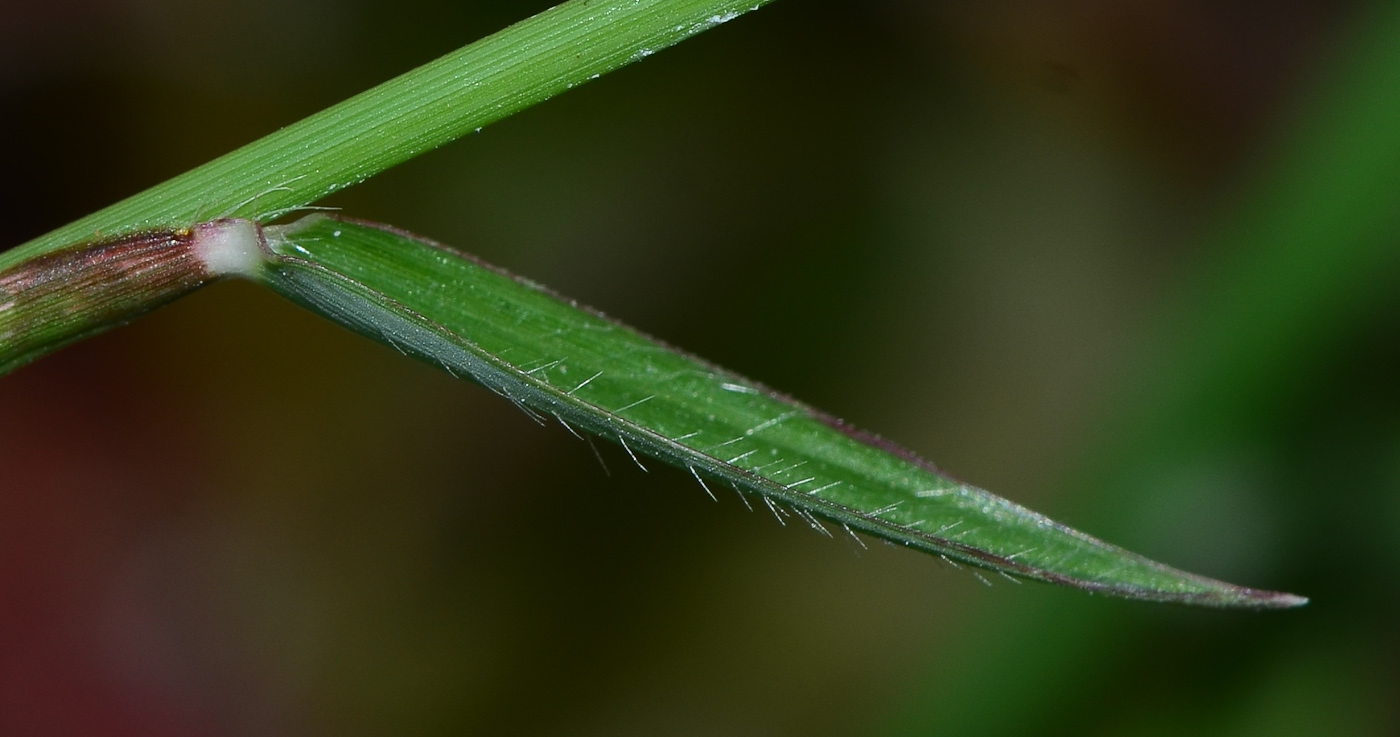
2;1;1397;735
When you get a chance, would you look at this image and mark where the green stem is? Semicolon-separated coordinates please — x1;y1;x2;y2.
1;0;772;271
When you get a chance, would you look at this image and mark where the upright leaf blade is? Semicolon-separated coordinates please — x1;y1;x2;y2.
2;0;775;271
258;214;1306;608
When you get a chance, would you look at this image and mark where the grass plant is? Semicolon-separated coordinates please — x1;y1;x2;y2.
0;0;1308;607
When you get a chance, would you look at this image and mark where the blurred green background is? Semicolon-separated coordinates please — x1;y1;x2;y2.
3;0;1398;734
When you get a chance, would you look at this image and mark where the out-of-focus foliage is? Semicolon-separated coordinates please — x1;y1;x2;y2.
1;1;1394;735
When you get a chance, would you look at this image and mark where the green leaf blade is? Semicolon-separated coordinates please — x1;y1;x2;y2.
3;0;774;272
260;215;1307;609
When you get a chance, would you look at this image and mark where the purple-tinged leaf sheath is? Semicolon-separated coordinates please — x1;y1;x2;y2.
0;219;264;374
